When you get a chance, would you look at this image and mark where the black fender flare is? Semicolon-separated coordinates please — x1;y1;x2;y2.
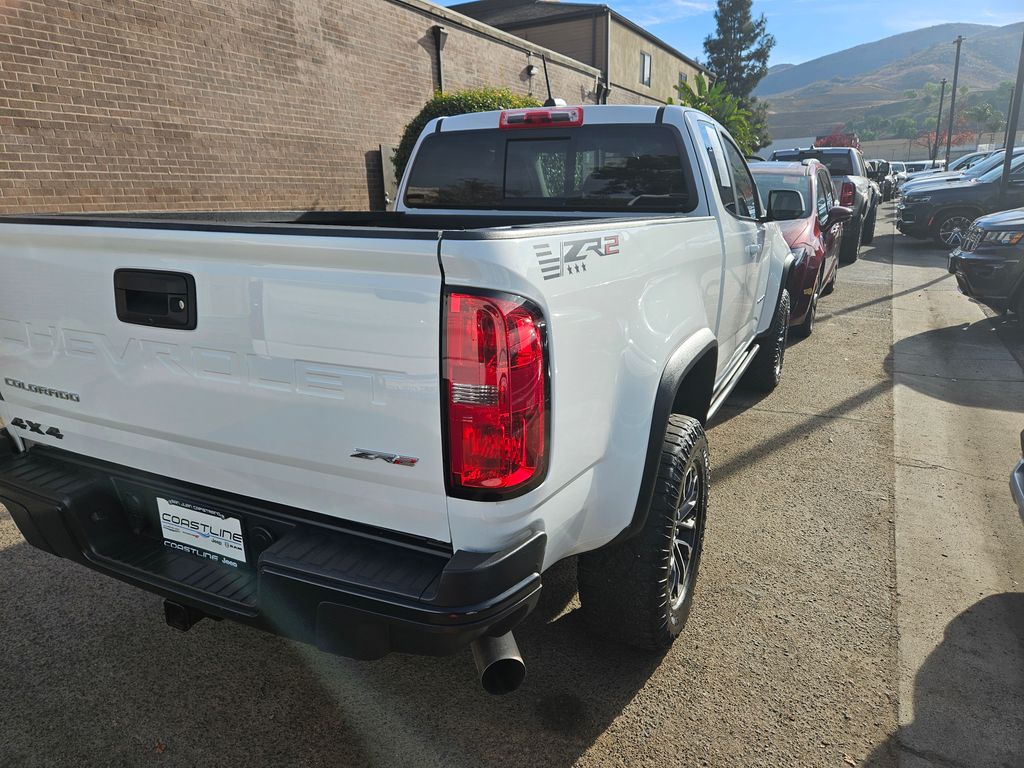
610;330;717;545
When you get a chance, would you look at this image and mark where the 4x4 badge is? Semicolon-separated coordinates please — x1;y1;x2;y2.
10;417;64;439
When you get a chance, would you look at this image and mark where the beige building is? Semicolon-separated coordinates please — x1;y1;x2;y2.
452;0;711;105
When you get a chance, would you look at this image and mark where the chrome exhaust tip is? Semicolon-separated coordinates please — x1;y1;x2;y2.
471;632;526;695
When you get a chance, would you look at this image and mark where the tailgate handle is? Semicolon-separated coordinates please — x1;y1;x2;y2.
114;269;197;330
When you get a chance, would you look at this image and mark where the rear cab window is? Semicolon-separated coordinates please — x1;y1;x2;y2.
405;123;698;212
773;150;855;178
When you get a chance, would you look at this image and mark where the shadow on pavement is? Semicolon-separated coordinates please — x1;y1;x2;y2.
0;532;660;768
713;378;891;482
891;317;1024;410
865;593;1024;768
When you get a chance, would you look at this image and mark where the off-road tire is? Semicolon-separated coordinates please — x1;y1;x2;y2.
745;289;790;392
577;415;709;651
792;270;820;339
839;213;862;264
861;205;877;245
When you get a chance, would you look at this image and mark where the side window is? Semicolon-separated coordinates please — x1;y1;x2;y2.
815;172;829;225
697;122;734;210
819;171;834;209
721;135;758;219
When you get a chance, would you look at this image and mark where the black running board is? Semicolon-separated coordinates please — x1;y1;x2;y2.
707;343;759;420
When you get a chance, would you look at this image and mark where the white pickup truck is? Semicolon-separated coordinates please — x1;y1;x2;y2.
0;105;794;694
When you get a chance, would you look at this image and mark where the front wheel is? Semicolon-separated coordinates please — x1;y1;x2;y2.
577;415;709;651
933;210;975;249
745;289;790;392
792;271;820;339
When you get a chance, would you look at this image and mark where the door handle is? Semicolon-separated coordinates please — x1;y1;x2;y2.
114;269;197;330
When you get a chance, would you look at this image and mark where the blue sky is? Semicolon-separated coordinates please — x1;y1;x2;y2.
442;1;1024;66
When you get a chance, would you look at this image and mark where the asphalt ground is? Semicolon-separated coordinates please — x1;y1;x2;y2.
0;205;1020;767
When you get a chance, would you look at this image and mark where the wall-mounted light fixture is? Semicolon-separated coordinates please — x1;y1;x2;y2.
526;64;539;78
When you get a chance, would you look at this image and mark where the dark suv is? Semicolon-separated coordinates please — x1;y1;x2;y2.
948;206;1024;315
897;154;1024;247
770;147;879;263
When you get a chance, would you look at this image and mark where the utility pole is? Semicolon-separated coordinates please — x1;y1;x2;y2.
932;78;947;161
998;29;1024;205
944;35;964;169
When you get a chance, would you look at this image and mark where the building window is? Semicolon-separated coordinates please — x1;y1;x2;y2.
640;52;651;86
679;72;688;88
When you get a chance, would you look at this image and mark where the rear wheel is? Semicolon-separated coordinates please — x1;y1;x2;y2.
933;210;975;249
577;415;709;651
839;214;862;264
745;289;790;392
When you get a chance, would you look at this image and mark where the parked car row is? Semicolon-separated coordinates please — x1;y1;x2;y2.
897;149;1024;248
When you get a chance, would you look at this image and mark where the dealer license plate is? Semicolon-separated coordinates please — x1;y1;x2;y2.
157;497;247;564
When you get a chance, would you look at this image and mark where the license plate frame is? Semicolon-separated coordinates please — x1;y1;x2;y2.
157;496;247;565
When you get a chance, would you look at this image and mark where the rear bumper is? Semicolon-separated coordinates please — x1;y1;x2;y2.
0;434;544;659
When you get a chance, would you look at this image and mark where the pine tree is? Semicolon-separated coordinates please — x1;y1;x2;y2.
703;0;775;101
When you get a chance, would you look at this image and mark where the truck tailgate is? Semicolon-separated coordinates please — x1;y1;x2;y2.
0;223;450;542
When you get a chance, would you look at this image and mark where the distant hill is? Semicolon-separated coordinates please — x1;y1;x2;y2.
761;22;1024;140
755;23;993;96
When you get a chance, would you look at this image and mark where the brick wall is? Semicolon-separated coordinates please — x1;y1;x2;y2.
0;0;600;213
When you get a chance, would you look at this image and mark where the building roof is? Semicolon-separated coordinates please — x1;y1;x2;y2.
450;1;711;75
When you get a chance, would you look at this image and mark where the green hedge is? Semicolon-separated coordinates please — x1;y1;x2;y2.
393;88;541;185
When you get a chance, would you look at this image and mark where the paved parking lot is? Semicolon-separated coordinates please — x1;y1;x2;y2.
1;203;1021;767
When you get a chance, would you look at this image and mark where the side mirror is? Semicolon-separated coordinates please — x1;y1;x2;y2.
828;205;853;224
766;188;805;221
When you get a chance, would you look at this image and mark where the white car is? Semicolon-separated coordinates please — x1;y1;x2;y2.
0;105;793;693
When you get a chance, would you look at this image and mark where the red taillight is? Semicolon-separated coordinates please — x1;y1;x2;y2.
499;107;584;130
444;291;548;496
840;181;855;207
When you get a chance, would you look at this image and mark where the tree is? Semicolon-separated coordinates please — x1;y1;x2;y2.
703;0;775;101
894;118;918;140
392;88;539;184
670;74;759;154
816;126;860;149
914;115;975;158
968;102;1005;146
